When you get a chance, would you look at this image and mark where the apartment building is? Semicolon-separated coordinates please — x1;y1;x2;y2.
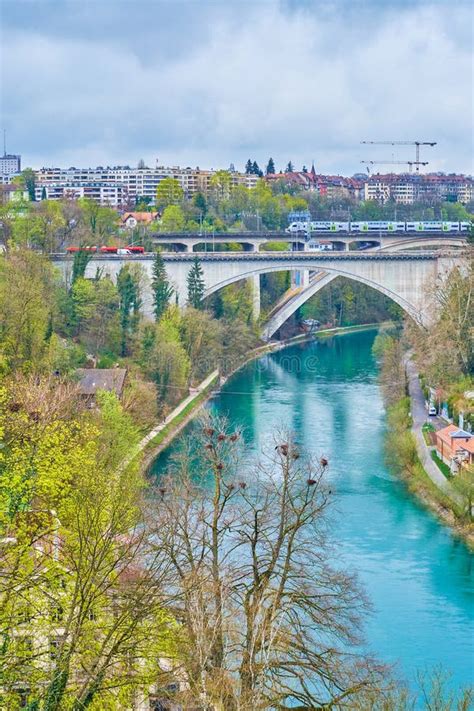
34;180;124;207
34;164;259;206
365;173;474;204
0;152;21;175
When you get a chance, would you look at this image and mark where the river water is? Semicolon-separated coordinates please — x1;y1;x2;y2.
150;330;474;690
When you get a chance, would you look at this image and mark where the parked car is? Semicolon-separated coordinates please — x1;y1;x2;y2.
428;405;437;416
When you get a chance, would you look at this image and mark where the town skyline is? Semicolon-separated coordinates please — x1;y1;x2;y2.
2;147;473;178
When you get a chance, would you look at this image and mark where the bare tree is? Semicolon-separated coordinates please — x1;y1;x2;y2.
150;415;386;710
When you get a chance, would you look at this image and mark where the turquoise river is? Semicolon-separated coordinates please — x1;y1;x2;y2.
151;329;474;690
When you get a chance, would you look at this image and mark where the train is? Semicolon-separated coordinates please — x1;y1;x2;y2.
66;245;145;254
285;221;471;234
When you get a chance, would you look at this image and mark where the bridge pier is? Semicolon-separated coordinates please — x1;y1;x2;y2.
291;241;310;287
250;273;261;321
291;269;310;288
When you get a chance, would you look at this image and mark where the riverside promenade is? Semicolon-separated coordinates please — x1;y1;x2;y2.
405;356;460;504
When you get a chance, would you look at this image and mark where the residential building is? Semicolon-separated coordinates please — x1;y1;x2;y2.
0;152;21;175
435;424;474;473
34;180;124;207
34;163;259;206
364;173;474;205
121;211;159;228
265;168;365;201
76;368;127;405
0;183;29;204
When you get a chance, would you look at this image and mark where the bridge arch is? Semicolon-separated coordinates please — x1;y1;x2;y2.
202;264;425;338
380;237;465;252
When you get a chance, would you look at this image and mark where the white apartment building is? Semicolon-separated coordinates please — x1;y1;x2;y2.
0;152;21;175
34;165;260;206
34;181;124;207
364;179;392;203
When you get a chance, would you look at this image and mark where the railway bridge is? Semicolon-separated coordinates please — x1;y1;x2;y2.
54;250;465;339
151;231;467;253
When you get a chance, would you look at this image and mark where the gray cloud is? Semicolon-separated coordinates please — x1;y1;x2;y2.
1;0;472;174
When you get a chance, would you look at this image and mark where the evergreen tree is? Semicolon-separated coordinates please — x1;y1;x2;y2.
117;266;140;355
266;157;276;175
41;186;47;200
151;250;174;321
286;161;294;173
187;256;205;309
71;249;93;286
302;165;308;173
193;192;207;216
252;160;262;176
245;159;253;174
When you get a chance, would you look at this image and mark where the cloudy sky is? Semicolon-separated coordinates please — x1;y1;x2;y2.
1;0;472;174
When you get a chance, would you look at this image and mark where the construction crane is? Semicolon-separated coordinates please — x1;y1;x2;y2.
361;160;428;174
361;141;437;172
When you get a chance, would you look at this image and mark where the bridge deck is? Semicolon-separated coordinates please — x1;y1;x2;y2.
52;250;447;262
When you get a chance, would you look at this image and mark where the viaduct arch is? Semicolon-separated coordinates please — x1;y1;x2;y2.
58;251;464;338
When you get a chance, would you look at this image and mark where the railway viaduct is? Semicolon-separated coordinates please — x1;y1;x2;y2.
150;231;466;253
53;249;465;339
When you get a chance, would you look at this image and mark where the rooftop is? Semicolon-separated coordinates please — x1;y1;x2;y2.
76;368;127;397
436;424;474;454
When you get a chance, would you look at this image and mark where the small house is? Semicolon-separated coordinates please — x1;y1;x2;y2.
76;368;127;406
435;424;474;473
121;212;158;229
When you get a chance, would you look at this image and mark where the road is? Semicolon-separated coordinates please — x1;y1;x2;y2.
405;356;459;500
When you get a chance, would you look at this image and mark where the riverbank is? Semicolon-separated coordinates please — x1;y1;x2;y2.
140;322;383;468
386;364;474;548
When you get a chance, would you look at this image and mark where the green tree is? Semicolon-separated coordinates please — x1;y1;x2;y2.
71;276;97;336
151;250;174;321
193;191;207;216
117;265;141;356
251;160;262;177
286;161;294;173
82;277;120;355
0;379;176;710
12;200;66;252
244;159;253;175
265;157;276;175
18;167;37;201
0;251;58;372
160;204;185;232
187;256;205;309
146;326;190;408
77;198;117;240
209;170;232;202
179;308;223;381
155;177;184;210
71;249;93;285
452;466;474;522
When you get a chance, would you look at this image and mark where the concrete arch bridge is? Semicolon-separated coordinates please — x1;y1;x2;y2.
56;250;464;339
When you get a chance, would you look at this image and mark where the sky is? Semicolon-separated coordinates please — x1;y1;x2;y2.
0;0;473;175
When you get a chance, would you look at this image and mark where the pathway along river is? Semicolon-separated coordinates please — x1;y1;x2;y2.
150;330;474;690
